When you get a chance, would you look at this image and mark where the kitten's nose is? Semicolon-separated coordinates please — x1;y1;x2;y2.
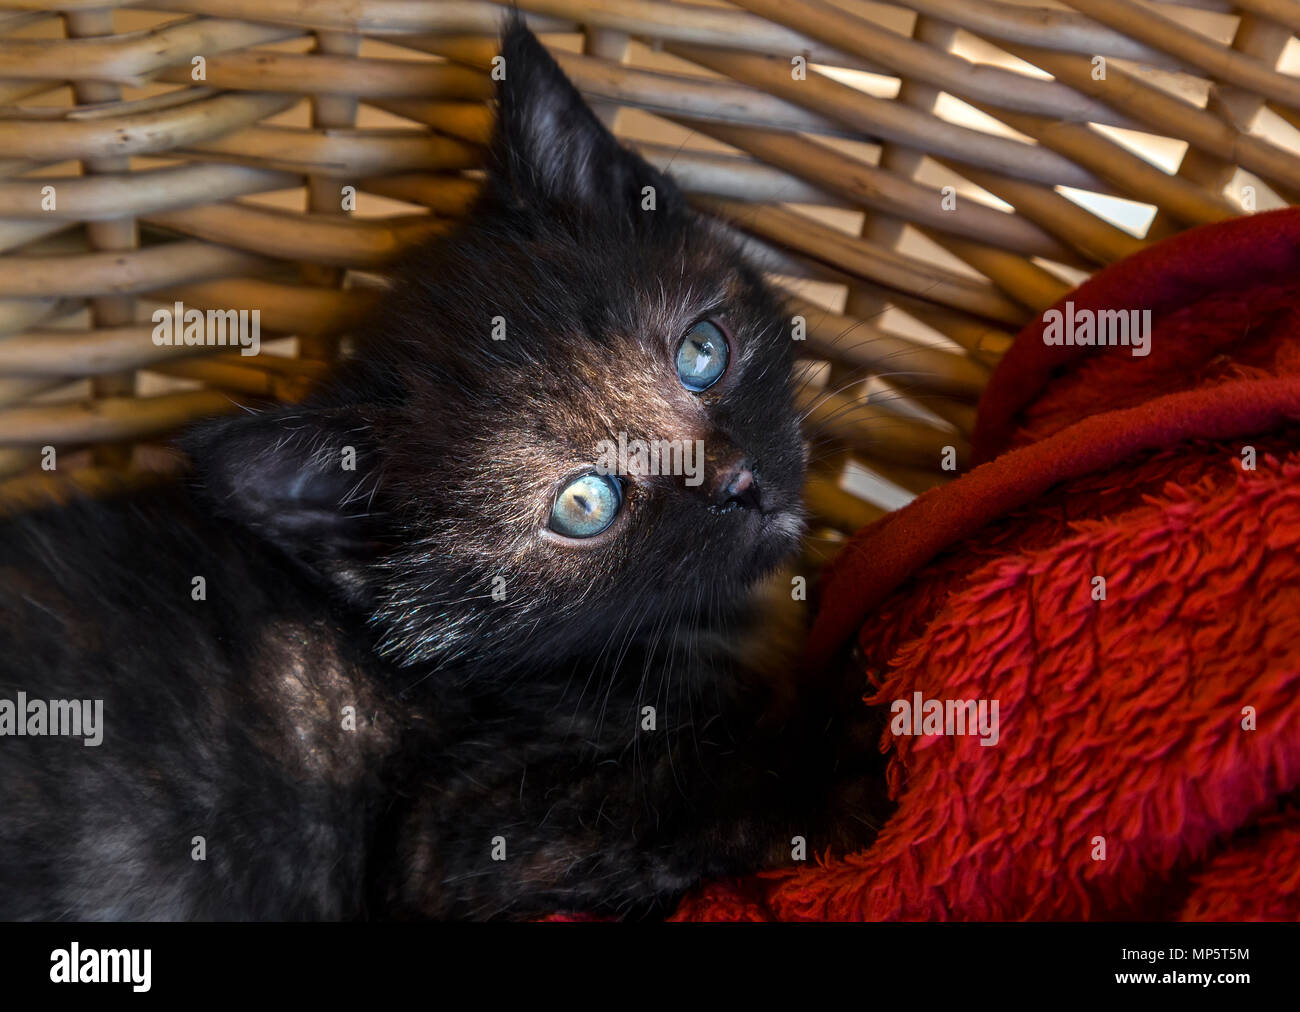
713;457;762;511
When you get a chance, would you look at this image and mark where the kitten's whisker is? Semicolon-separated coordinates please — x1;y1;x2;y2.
796;374;888;425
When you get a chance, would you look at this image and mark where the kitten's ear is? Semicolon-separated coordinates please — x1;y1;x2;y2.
488;17;685;219
183;407;384;593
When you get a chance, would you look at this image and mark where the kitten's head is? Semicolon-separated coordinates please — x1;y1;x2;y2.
190;20;805;676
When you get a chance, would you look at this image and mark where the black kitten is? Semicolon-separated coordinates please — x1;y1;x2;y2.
0;21;884;920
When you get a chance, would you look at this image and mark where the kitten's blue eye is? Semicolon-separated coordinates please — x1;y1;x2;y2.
675;321;729;392
548;472;622;538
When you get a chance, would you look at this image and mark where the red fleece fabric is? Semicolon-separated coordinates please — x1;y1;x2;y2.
671;207;1300;922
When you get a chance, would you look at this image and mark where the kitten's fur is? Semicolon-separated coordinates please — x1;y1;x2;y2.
0;22;885;920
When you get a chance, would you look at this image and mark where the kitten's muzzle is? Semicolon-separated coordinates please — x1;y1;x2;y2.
712;457;762;512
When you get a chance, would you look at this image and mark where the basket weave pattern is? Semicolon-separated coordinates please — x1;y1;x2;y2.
0;0;1296;537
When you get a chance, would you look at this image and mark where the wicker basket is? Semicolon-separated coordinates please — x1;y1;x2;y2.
0;0;1296;547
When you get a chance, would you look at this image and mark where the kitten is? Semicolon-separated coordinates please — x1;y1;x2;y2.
0;20;886;920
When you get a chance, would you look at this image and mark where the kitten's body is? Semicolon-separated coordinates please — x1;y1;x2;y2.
0;489;390;918
0;490;871;919
0;23;884;920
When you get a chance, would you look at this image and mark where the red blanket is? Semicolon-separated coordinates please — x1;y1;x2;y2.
673;207;1300;921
